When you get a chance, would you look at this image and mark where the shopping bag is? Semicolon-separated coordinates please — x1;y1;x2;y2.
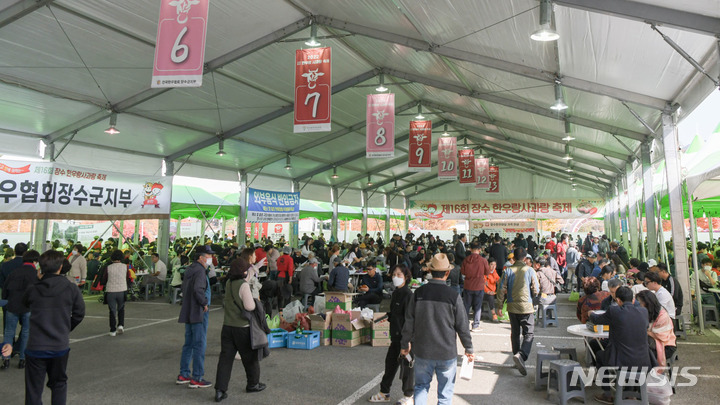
265;314;280;329
647;369;673;405
314;295;325;312
460;355;474;380
282;300;304;322
568;291;580;302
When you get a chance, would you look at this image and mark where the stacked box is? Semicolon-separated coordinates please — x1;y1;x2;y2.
331;311;371;347
371;312;392;347
308;312;332;346
325;292;353;311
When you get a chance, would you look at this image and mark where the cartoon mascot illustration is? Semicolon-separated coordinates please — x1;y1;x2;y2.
141;182;164;208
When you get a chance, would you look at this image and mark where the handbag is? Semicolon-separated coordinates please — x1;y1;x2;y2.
568;291;580;302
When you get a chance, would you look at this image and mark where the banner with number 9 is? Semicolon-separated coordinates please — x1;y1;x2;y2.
408;120;432;172
366;93;395;158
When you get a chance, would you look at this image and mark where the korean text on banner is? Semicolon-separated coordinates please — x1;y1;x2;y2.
247;188;300;223
294;47;332;133
475;158;489;189
408;198;605;220
458;149;475;186
0;160;172;220
366;93;395;158
437;137;457;180
408;120;432;172
487;166;499;193
151;0;209;88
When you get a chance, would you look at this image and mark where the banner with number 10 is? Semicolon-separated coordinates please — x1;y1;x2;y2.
366;93;395;158
152;0;209;88
437;137;457;180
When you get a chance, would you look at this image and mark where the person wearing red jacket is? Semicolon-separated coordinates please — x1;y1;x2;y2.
555;234;568;286
276;246;295;308
484;258;500;322
461;241;490;332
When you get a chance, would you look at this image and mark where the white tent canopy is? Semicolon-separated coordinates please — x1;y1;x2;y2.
1;0;719;208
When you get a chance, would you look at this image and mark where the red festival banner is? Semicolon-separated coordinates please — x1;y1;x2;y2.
437;137;457;180
487;165;499;193
294;47;332;133
151;0;209;88
366;93;395;158
458;149;475;186
475;157;489;189
408;120;432;172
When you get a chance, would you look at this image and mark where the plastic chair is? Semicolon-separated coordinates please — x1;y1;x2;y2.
614;369;649;405
547;359;586;405
535;350;561;390
702;305;719;328
537;302;558;327
552;345;578;361
673;314;687;340
169;287;182;304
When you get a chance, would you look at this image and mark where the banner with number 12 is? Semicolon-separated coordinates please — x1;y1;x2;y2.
152;0;209;88
366;93;395;158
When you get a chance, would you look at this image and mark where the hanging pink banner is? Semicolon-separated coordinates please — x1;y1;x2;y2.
437;137;457;180
151;0;210;88
366;93;395;158
408;120;432;172
487;166;499;193
294;47;332;133
458;149;475;186
475;157;490;189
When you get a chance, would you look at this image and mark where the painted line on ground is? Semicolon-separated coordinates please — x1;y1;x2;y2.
83;315;168;321
337;372;383;405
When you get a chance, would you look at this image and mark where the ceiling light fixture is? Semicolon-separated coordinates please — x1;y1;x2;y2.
305;24;321;47
565;162;573;173
285;155;292;170
375;74;388;92
216;138;226;156
367;174;373;187
531;0;559;42
442;123;450;136
394;179;398;190
331;166;339;179
562;120;574;141
414;185;418;195
550;81;568;111
478;148;485;158
104;112;119;135
415;105;425;120
562;143;573;160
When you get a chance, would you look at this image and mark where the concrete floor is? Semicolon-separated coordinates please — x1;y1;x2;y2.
1;292;719;404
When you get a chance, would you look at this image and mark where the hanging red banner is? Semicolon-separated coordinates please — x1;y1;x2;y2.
475;157;490;189
437;137;457;180
487;165;499;193
151;0;210;88
408;120;432;172
366;93;395;158
458;149;475;186
294;47;332;133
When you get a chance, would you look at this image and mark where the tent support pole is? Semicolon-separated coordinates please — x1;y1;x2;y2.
290;181;299;249
656;194;669;264
29;219;35;251
404;196;410;236
133;220;139;245
237;171;247;247
157;160;173;265
176;215;182;239
709;217;714;245
331;186;339;243
626;162;640;258
384;193;391;245
361;190;368;239
687;188;704;334
618;178;630;252
661;109;692;332
641;142;658;260
33;219;48;253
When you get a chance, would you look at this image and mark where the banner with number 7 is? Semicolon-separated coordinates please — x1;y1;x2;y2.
294;47;332;133
408;120;432;172
366;93;395;158
152;0;209;88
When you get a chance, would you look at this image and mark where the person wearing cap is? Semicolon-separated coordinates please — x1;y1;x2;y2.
176;245;214;388
502;247;539;376
328;256;352;292
275;246;295;309
355;260;383;309
299;257;322;299
575;252;597;292
401;253;473;404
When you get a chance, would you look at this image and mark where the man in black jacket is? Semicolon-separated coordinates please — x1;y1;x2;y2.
575;252;597;292
656;263;683;316
489;236;508;277
1;250;39;370
2;249;85;405
454;234;467;266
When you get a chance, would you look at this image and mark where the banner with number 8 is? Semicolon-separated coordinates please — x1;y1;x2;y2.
408;120;432;172
366;93;395;158
437;137;457;181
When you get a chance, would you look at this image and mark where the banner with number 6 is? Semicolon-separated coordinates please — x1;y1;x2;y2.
152;0;210;88
475;157;490;189
294;47;332;133
487;166;499;193
366;93;395;158
458;149;475;186
408;120;432;172
437;137;457;180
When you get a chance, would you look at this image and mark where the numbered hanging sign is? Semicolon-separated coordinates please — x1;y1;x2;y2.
458;149;475;186
475;158;490;189
151;0;210;88
294;47;332;133
487;165;499;193
408;120;432;172
437;137;457;180
366;93;395;158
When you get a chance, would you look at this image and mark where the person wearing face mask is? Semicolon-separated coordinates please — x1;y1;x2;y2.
176;245;215;389
66;244;87;287
369;264;414;404
1;250;39;370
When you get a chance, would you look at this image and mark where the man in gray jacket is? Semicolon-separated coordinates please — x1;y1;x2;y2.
401;253;474;405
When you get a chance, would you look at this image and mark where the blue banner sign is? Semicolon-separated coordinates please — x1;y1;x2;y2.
247;188;300;223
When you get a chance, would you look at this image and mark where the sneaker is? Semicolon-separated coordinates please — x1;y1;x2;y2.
513;353;527;376
189;379;213;389
492;314;499;323
117;326;124;335
369;392;390;402
471;327;483;333
396;396;414;405
176;375;192;385
109;331;117;337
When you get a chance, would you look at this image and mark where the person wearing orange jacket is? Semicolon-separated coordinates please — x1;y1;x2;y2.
484;258;500;323
276;246;295;309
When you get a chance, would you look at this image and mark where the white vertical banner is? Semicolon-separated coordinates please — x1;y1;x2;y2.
437;137;457;180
